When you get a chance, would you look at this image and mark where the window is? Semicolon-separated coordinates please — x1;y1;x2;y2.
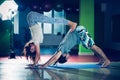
43;10;52;34
14;12;19;34
43;10;65;34
54;10;65;35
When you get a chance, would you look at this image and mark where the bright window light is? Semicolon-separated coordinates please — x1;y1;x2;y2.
43;10;52;34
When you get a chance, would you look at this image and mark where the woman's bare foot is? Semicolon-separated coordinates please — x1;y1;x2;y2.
71;22;77;31
68;21;77;31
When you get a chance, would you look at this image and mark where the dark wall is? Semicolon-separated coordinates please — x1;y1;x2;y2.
0;20;12;56
94;0;120;59
94;3;105;48
95;0;120;50
104;0;120;50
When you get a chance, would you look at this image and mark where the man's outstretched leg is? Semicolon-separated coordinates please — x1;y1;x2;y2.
91;45;110;67
76;26;110;67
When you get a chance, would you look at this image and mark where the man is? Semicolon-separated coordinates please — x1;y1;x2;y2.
40;26;110;68
23;11;77;66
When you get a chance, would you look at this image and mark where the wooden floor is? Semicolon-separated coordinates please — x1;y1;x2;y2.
0;55;120;80
0;55;99;63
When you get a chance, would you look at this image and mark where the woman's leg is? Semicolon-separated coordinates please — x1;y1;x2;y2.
37;14;77;31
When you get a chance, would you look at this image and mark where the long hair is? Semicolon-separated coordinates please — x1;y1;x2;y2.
25;42;36;62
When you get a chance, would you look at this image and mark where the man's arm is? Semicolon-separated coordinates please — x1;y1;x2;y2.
41;51;62;68
41;29;73;68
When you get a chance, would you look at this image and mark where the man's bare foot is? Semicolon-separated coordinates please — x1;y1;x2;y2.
101;60;110;67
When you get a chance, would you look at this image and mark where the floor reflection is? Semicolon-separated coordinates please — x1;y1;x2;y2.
26;66;120;80
26;68;111;80
0;57;120;80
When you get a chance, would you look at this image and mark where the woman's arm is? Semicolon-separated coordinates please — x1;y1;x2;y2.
34;44;40;65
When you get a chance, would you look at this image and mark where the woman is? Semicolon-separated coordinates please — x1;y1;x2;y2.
23;11;77;66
